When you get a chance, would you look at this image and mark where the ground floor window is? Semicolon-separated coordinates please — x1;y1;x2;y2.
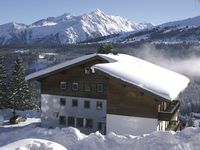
85;118;93;128
59;116;66;125
68;116;75;127
76;118;84;127
98;122;103;130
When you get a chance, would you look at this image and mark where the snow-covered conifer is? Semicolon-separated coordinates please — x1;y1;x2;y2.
9;57;38;115
0;56;7;109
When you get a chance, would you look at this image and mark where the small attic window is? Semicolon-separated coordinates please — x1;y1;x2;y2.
97;83;104;93
85;67;91;74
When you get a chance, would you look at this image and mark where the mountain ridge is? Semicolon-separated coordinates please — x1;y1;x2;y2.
0;9;152;46
88;15;200;44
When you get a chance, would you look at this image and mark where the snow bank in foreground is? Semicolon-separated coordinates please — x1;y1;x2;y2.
1;126;200;150
0;138;67;150
1;109;41;120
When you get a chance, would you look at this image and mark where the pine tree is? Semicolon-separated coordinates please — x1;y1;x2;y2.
9;57;38;116
0;56;7;109
97;43;113;54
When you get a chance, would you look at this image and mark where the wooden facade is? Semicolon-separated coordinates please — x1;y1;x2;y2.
40;59;108;99
107;77;159;118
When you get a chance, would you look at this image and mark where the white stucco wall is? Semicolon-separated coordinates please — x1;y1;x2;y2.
41;94;106;134
106;114;158;136
157;121;168;131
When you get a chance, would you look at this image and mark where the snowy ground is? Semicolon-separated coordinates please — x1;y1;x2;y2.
0;110;200;150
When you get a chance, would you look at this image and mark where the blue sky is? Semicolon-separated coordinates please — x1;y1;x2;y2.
0;0;200;25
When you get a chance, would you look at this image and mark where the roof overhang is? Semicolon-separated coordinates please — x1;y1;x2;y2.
26;54;108;81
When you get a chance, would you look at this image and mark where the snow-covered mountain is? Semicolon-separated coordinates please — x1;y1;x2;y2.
0;9;152;46
91;15;200;44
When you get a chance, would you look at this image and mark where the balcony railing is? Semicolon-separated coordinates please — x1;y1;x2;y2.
158;100;180;121
166;120;180;131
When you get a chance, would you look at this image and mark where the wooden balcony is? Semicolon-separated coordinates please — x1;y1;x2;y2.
158;100;180;121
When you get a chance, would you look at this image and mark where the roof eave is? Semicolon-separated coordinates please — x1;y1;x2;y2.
26;54;109;81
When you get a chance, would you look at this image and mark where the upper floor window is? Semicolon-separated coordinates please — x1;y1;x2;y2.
72;99;78;107
96;83;104;93
72;82;79;91
60;98;66;106
84;67;91;74
96;101;103;110
84;100;90;109
60;81;66;89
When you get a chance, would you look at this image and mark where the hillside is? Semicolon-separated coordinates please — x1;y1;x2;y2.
86;15;200;44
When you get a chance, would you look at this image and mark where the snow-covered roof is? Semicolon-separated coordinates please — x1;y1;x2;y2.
26;53;190;101
26;54;97;80
91;54;190;101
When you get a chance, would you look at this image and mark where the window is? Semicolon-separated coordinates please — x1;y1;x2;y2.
60;98;66;106
84;67;91;74
84;101;90;109
68;116;75;127
76;118;84;127
60;82;66;89
98;122;103;130
96;83;104;93
84;83;91;92
72;82;79;91
96;101;103;110
85;118;93;128
72;99;78;107
59;116;66;125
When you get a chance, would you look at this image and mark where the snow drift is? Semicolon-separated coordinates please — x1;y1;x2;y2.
0;126;200;150
0;139;67;150
0;111;199;150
